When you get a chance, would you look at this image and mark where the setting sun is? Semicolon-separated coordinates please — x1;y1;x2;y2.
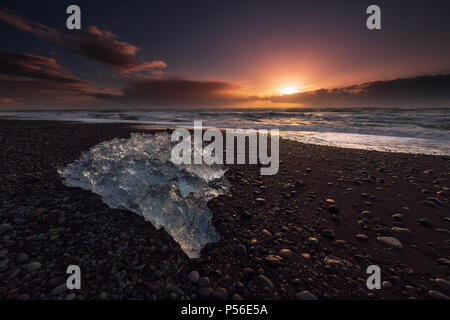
278;86;300;95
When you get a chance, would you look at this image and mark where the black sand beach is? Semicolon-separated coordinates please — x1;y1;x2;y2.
0;119;449;300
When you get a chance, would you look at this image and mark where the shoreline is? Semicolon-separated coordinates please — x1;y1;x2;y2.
2;116;449;158
0;118;449;300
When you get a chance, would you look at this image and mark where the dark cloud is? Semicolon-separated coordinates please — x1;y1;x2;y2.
0;50;119;107
94;79;253;107
270;74;450;107
0;8;166;75
70;26;166;74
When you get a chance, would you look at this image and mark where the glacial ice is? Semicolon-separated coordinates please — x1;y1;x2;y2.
58;132;229;258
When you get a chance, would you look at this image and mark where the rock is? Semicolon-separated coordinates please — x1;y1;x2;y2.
279;249;293;259
0;223;13;234
161;245;168;253
258;274;274;291
243;268;256;280
419;218;432;228
187;271;200;284
436;228;450;235
296;290;317;300
326;199;335;204
436;258;450;267
307;237;320;247
265;254;283;266
198;287;213;298
255;198;266;205
261;229;272;237
17;253;29;263
51;283;67;296
0;258;9;271
198;277;211;288
321;229;335;239
324;255;343;267
212;287;227;300
235;244;247;256
392;213;403;221
387;276;404;287
232;293;242;300
435;279;450;294
169;292;177;300
25;261;41;272
382;281;392;289
391;227;412;236
327;205;340;214
65;293;76;300
356;234;368;241
377;237;403;249
361;210;372;218
427;290;449;300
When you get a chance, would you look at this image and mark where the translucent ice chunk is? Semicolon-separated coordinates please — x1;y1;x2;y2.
58;132;229;258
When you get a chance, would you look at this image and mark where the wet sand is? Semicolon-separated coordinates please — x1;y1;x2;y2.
0;119;449;300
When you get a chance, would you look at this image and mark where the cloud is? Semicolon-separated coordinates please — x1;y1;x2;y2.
269;74;450;107
0;7;61;42
0;50;120;107
71;26;167;74
0;7;166;75
94;78;254;107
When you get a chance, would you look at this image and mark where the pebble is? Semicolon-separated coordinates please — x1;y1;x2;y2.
198;287;213;298
50;283;67;296
392;213;403;221
187;271;200;284
324;255;343;266
419;218;432;228
265;254;283;266
296;290;318;300
255;198;266;205
279;249;293;259
361;210;372;218
391;227;412;236
307;237;320;247
17;253;29;263
376;237;403;249
198;277;211;288
258;274;275;291
232;293;242;300
235;244;247;256
212;287;228;300
327;205;340;214
0;258;9;271
242;268;256;280
434;279;450;294
0;223;13;234
427;290;449;300
356;234;368;241
321;229;335;239
25;261;41;272
65;293;76;300
436;258;450;266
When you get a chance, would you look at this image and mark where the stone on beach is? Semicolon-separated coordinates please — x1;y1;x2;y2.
377;237;403;249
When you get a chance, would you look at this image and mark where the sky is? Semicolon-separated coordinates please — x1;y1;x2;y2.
0;0;450;109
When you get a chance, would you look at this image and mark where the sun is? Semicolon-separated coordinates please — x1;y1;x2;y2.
278;86;299;95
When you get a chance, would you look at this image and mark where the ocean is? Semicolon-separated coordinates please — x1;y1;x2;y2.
1;107;449;156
